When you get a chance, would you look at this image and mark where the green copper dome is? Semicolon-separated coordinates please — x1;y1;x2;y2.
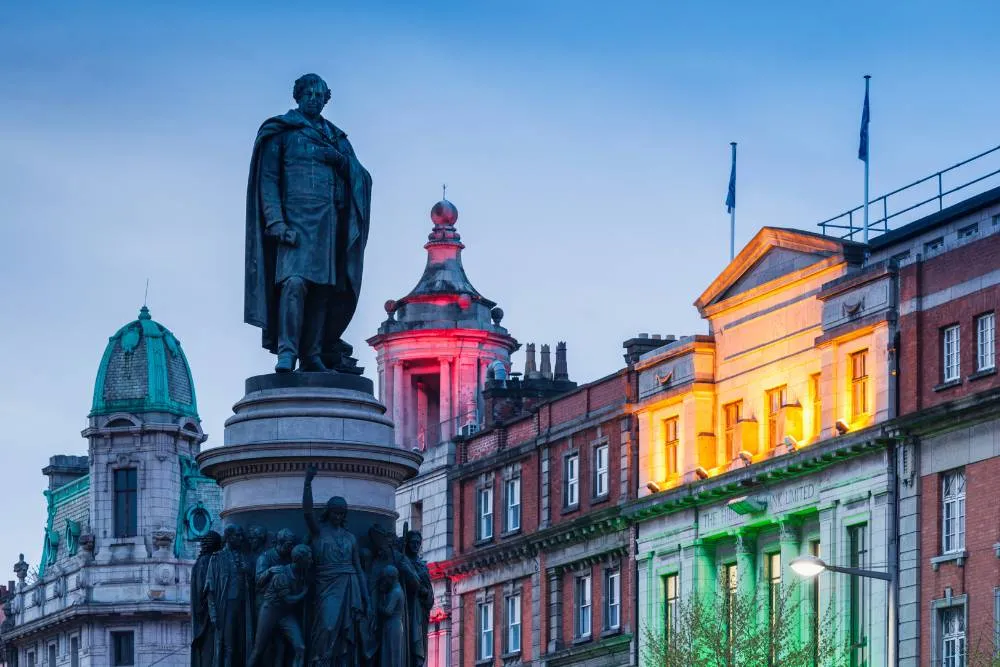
90;306;199;419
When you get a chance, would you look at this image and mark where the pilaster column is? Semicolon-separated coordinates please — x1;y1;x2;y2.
692;539;715;602
439;358;452;441
547;568;563;652
778;519;803;641
735;531;757;602
393;363;404;446
416;381;428;451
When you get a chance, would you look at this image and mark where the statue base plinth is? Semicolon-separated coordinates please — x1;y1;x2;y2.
198;372;421;536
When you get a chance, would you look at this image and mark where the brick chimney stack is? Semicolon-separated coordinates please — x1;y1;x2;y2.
540;344;552;379
554;341;568;380
524;343;538;378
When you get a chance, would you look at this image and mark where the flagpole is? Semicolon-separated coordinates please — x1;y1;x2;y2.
863;75;871;244
730;142;737;260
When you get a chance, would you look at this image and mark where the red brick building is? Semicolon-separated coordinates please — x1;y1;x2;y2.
866;187;1000;665
442;362;640;667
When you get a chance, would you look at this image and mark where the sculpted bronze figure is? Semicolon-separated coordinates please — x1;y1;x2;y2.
205;525;255;667
248;544;312;667
403;531;434;667
245;73;372;373
191;531;223;667
303;464;372;666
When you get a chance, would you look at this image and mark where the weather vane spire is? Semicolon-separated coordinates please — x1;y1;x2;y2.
143;278;150;308
442;183;447;200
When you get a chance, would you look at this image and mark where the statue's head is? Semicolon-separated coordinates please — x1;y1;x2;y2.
323;496;348;527
247;525;267;551
276;528;297;558
200;530;223;557
380;564;399;591
405;530;422;557
291;544;313;570
293;73;331;119
224;524;245;550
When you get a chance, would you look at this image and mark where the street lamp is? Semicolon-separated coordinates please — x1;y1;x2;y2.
790;554;892;581
790;554;896;666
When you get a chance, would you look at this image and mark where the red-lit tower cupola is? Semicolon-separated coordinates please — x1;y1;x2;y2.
367;198;518;449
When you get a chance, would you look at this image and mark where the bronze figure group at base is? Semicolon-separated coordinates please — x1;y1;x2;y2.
191;465;433;667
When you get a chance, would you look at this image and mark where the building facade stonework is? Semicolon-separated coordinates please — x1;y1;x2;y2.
2;308;221;667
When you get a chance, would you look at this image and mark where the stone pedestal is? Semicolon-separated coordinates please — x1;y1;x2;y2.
198;373;422;538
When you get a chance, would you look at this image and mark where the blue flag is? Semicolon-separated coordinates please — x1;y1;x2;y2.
725;146;736;213
858;84;870;162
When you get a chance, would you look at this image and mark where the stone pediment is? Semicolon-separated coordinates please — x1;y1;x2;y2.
696;228;857;313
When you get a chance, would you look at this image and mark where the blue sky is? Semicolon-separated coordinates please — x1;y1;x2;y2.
2;0;999;569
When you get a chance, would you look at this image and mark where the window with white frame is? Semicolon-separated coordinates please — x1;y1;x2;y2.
940;606;966;667
977;312;995;372
942;469;966;554
505;593;521;654
564;454;579;508
594;443;609;498
943;325;961;382
477;600;493;660
504;477;520;533
477;486;493;541
575;573;592;638
604;568;621;631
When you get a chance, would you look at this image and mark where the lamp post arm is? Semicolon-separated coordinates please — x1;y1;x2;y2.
824;564;892;581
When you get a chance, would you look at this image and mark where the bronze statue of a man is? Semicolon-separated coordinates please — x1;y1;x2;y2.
245;73;372;373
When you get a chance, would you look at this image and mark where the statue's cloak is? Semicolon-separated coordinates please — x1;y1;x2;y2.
244;110;372;353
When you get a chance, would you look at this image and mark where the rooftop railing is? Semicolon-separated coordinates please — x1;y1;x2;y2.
818;144;1000;241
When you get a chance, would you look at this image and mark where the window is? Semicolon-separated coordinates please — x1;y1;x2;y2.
112;631;135;666
850;350;869;419
663;574;678;650
925;236;945;253
47;643;55;667
477;486;493;541
977;313;996;372
958;223;979;239
942;470;966;554
575;574;592;639
477;601;493;660
994;214;1000;227
724;401;742;458
891;249;911;264
504;477;521;533
663;417;679;475
114;468;138;538
766;552;781;634
943;325;961;382
848;524;868;667
505;593;521;654
767;386;787;449
940;606;966;667
604;568;621;631
70;637;79;667
26;651;35;667
810;373;822;439
564;454;580;507
594;444;609;498
722;563;737;646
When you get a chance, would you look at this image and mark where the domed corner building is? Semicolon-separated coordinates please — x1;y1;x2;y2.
2;306;222;667
367;198;520;666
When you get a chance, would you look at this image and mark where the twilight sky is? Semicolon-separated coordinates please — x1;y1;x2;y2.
2;0;999;570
